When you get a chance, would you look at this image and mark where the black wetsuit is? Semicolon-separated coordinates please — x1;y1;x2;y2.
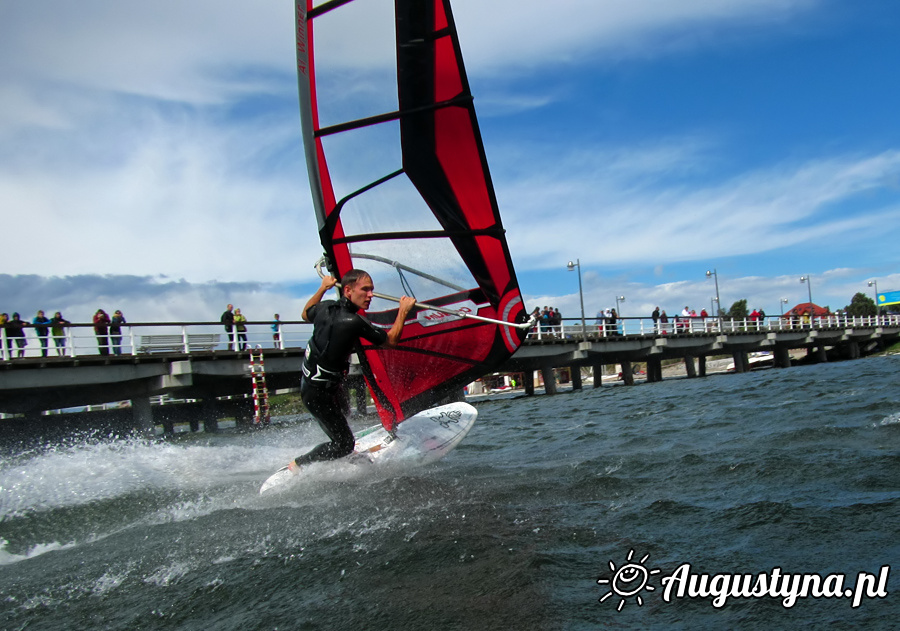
294;297;387;465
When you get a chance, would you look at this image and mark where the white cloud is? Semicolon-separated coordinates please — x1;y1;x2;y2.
0;0;820;110
525;265;900;325
501;144;900;271
452;0;819;73
0;95;326;283
0;0;295;105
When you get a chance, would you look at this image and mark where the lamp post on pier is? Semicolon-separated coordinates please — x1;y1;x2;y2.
706;269;721;320
868;280;879;317
799;275;813;326
780;297;789;316
567;259;586;339
615;295;625;314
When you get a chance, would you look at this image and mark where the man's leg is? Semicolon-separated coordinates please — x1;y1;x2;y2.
293;382;355;465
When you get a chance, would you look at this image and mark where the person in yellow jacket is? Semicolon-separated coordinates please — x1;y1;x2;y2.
234;308;248;350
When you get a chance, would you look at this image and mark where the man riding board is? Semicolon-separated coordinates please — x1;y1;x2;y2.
283;269;416;474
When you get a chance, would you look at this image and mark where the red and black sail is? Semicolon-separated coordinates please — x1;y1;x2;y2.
296;0;528;430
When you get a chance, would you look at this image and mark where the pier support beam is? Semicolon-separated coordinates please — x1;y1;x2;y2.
684;355;697;378
571;367;583;390
592;363;604;388
201;396;220;432
646;358;662;383
847;340;860;359
816;345;828;363
160;414;175;435
732;351;747;373
524;369;535;396
131;396;154;435
621;360;635;386
541;364;557;395
698;356;707;377
774;347;791;368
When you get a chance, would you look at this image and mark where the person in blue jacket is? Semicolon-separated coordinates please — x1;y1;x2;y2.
32;310;51;357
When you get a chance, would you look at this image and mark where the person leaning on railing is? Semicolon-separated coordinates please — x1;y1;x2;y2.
234;308;248;351
6;313;27;358
32;310;51;357
93;309;111;356
50;312;71;356
110;310;127;355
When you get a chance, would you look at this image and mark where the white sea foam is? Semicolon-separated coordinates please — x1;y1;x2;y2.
0;538;76;566
91;567;132;596
0;426;325;519
143;560;194;587
879;412;900;426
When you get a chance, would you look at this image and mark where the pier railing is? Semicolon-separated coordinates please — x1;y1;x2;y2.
0;320;313;361
528;314;900;341
3;314;898;361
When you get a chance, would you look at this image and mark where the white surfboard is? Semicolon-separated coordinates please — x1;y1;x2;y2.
259;401;477;495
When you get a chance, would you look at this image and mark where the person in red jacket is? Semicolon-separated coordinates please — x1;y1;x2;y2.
93;309;111;356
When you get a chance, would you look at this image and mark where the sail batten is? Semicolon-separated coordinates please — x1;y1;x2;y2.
315;95;473;138
297;0;529;429
308;0;355;19
331;228;504;245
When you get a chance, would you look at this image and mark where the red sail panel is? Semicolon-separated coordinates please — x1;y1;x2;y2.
297;0;529;430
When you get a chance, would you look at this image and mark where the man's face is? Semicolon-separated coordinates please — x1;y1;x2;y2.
345;275;374;311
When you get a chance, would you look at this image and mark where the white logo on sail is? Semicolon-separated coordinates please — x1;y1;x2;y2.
416;300;485;327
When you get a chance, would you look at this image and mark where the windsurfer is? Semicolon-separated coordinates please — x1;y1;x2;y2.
286;269;416;472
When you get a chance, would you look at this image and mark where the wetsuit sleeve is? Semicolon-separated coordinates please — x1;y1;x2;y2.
355;315;388;346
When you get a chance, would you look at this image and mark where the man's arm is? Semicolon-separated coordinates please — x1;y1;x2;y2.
384;296;417;347
302;276;338;322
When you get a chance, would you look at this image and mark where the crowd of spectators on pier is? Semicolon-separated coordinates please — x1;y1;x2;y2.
2;304;292;359
1;310;73;358
528;302;797;339
532;306;563;337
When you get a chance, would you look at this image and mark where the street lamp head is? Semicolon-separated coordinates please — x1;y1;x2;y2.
567;261;576;271
706;270;713;278
868;280;876;288
617;295;625;301
800;275;808;283
781;297;788;304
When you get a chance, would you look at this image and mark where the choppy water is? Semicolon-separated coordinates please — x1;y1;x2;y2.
1;356;898;630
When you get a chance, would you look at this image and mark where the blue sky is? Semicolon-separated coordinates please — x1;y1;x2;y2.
1;0;899;324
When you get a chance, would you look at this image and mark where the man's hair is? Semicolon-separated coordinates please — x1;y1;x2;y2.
341;269;371;288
